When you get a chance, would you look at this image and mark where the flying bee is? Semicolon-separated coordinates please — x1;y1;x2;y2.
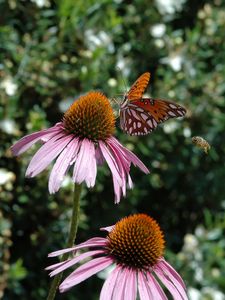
192;136;211;154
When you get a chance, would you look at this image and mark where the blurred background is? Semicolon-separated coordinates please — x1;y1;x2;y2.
1;0;225;299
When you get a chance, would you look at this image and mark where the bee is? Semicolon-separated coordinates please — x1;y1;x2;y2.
192;136;211;154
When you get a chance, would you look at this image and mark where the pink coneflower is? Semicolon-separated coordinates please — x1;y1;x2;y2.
46;214;188;300
11;92;149;203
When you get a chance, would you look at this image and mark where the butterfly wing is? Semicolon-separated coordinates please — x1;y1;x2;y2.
126;72;151;101
121;98;186;136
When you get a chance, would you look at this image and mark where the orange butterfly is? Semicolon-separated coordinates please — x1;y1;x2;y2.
120;72;186;135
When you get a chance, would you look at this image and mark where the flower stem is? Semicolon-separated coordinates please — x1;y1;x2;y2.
47;183;82;300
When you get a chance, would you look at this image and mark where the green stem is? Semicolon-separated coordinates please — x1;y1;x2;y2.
47;183;82;300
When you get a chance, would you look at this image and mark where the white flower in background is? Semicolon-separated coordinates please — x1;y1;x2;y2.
81;65;88;74
0;119;18;135
116;56;131;77
85;30;114;52
194;266;203;282
0;169;15;185
202;287;225;300
107;78;117;87
1;77;18;96
163;121;178;134
155;0;186;15
170;55;183;71
188;287;201;300
183;127;191;138
211;268;220;278
61;175;72;189
183;234;198;251
31;0;50;7
154;39;165;48
195;225;206;238
161;54;183;72
151;24;166;37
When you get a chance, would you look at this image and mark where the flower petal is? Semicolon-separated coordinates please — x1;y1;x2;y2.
112;174;122;204
110;137;150;174
112;268;128;300
73;139;97;187
160;259;186;290
60;256;113;292
45;259;70;271
124;268;137;300
106;141;128;196
26;132;73;177
100;225;114;232
86;142;97;187
154;266;186;300
107;138;130;172
128;174;134;189
48;237;108;257
156;261;188;300
96;146;105;165
98;141;122;186
49;250;105;277
146;272;167;300
100;265;121;300
138;271;153;300
11;123;62;156
48;138;79;194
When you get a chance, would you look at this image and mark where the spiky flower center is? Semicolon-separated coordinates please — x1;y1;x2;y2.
107;214;165;269
63;91;115;141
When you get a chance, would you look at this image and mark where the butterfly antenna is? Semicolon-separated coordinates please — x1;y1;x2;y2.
111;97;119;105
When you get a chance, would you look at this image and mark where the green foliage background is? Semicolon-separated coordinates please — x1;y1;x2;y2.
0;0;225;299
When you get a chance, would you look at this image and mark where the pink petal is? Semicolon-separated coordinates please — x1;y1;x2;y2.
156;261;188;300
25;132;73;177
48;237;108;257
11;123;62;156
86;142;97;187
99;141;122;186
128;174;134;189
113;268;137;300
100;225;114;232
100;265;122;300
60;256;113;292
48;247;77;258
154;267;185;300
96;146;105;165
124;268;137;300
138;271;153;300
49;250;105;277
112;175;122;204
160;259;186;290
146;272;167;300
45;259;70;271
106;142;127;193
48;138;79;194
110;137;150;174
112;268;128;300
73;139;97;187
74;237;108;250
107;138;130;172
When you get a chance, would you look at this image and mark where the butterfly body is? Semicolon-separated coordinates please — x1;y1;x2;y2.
119;72;186;136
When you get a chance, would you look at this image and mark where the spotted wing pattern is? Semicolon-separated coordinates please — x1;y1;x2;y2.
121;98;186;136
126;72;150;101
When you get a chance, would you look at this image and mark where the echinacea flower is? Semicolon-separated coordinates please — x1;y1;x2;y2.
46;214;188;300
11;92;149;203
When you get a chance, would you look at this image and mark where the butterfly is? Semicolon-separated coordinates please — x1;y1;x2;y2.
119;72;186;136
